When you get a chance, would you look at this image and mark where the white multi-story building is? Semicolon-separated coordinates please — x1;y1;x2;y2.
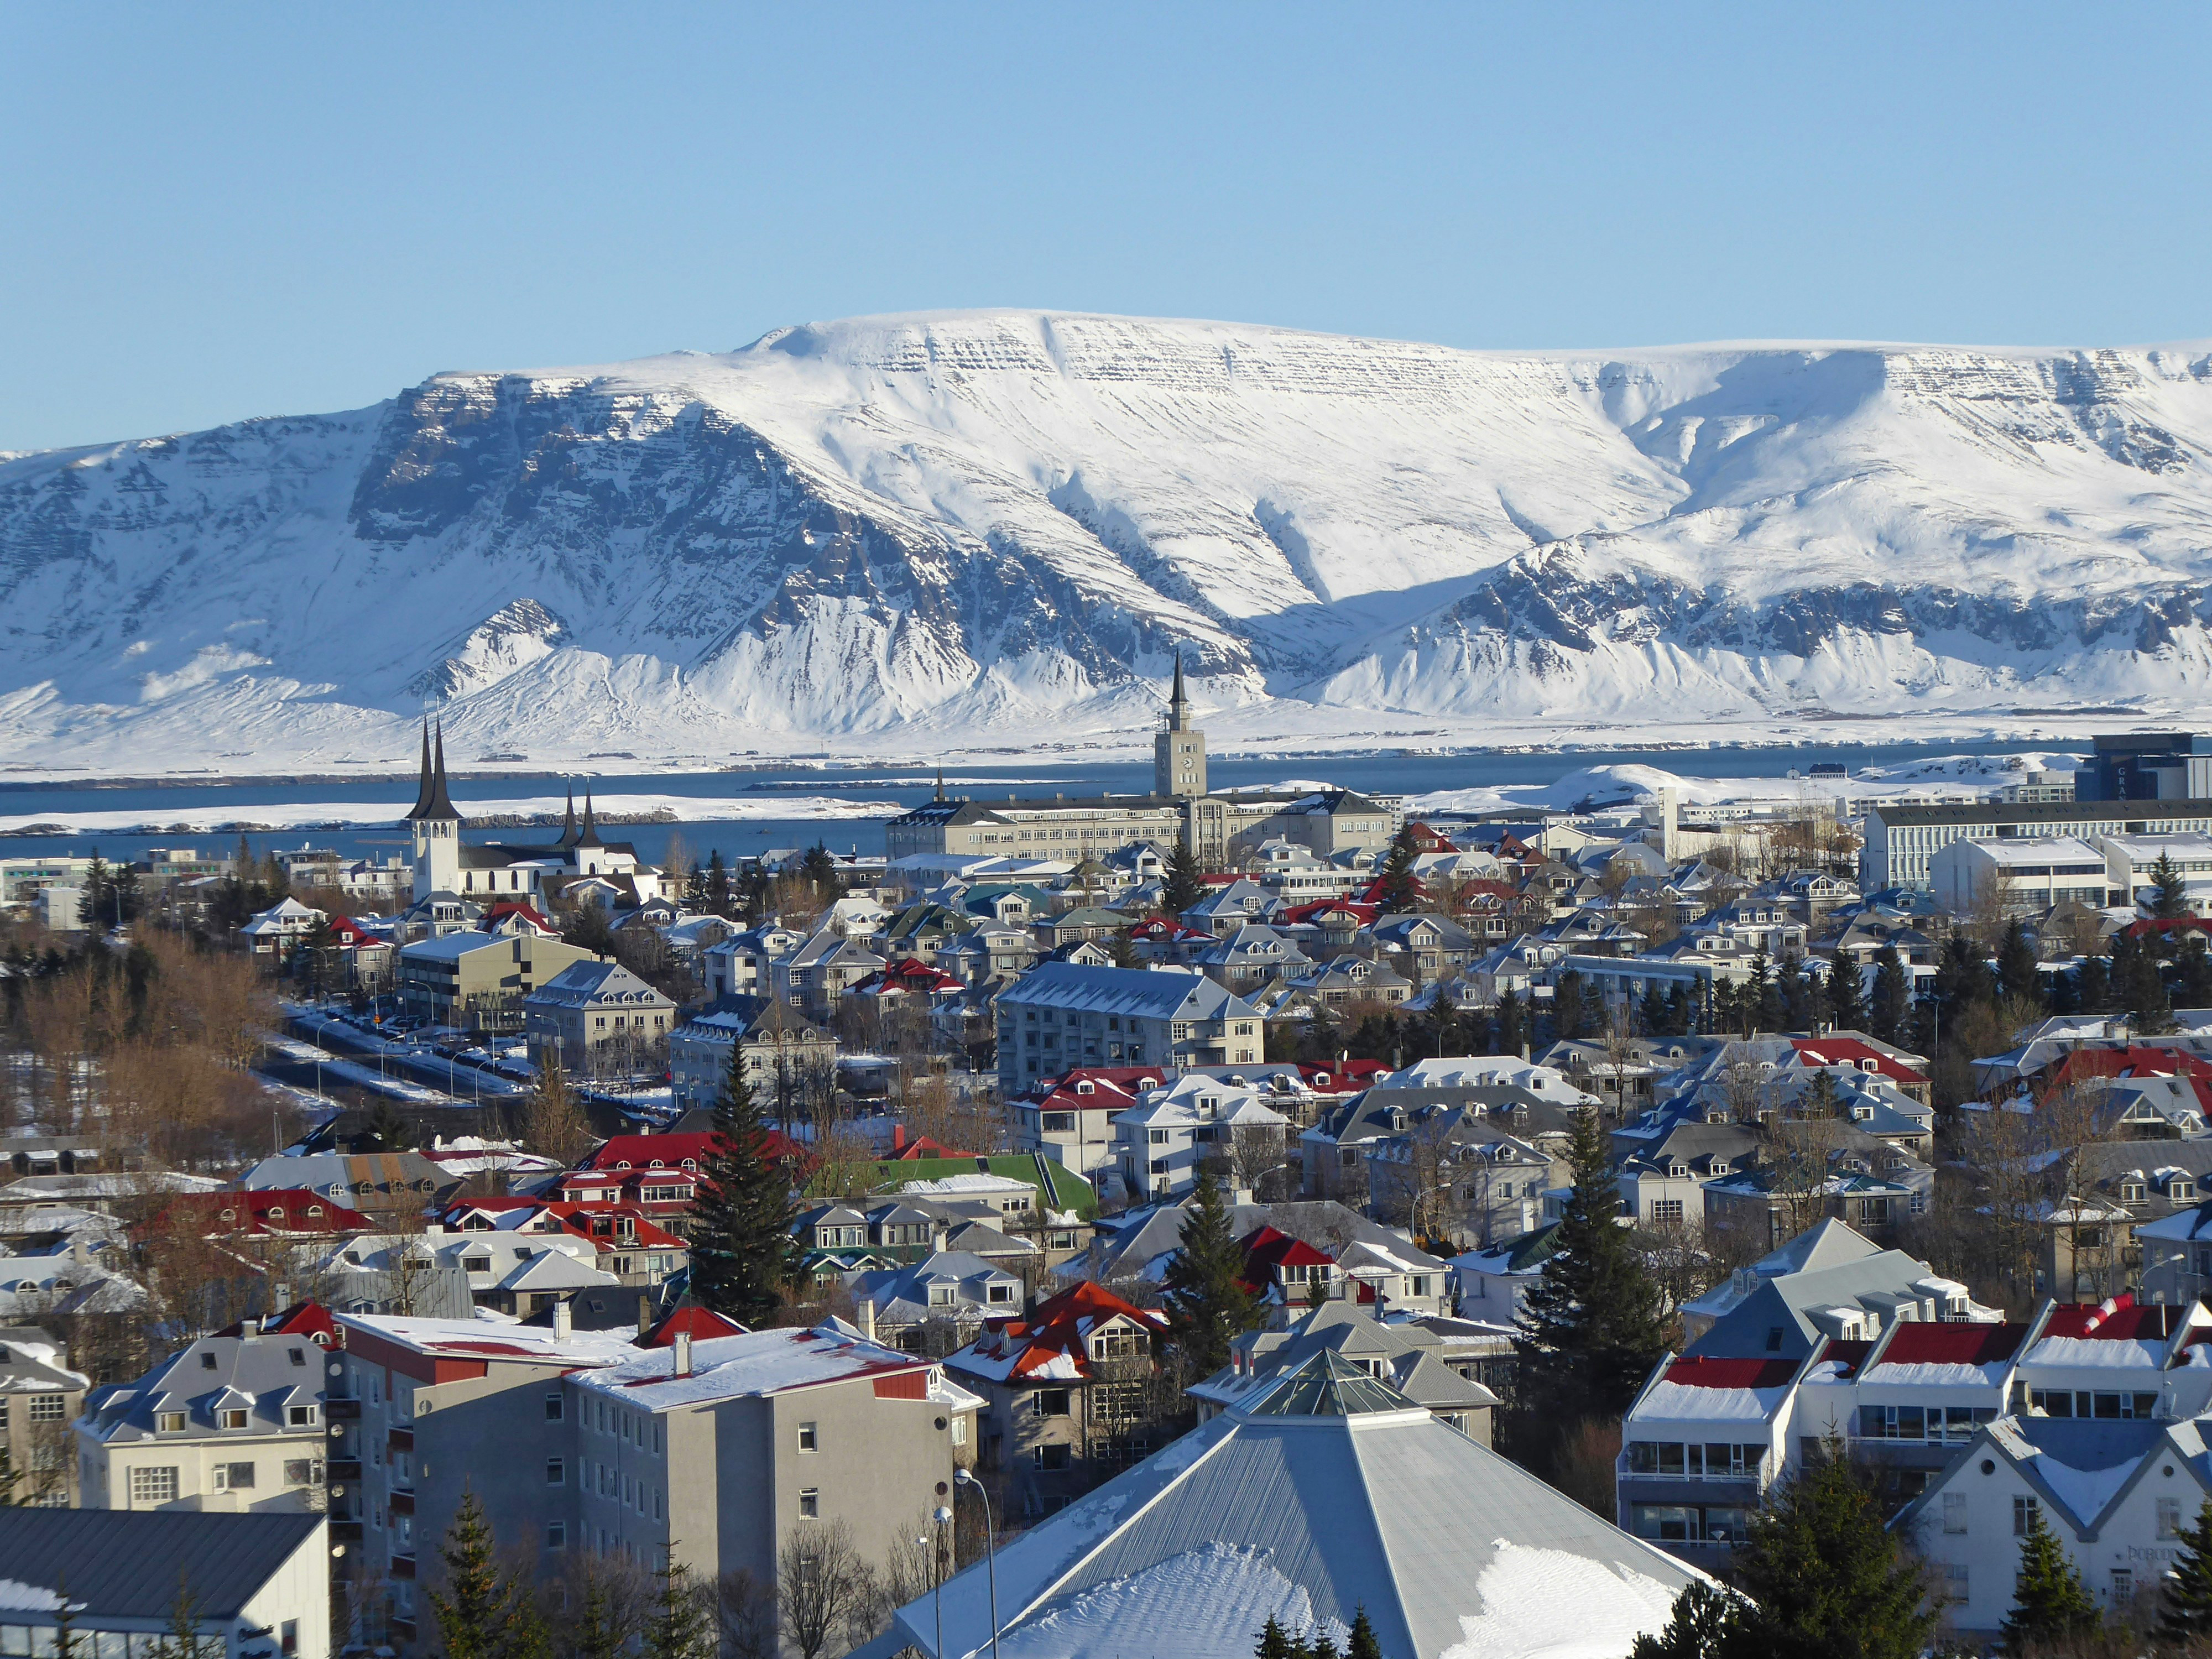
994;962;1264;1096
76;1307;335;1513
1111;1076;1290;1201
1928;834;2111;915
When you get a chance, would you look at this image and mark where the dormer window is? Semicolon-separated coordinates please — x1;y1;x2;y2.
2177;1181;2199;1202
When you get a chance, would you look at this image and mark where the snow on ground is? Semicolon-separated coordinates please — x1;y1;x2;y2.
1437;1541;1684;1659
0;792;902;837
1407;752;2086;817
993;1542;1347;1659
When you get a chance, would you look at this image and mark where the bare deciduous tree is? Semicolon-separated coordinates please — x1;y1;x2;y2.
521;1058;596;1169
776;1521;879;1659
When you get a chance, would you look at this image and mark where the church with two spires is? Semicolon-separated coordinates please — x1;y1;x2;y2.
403;722;658;908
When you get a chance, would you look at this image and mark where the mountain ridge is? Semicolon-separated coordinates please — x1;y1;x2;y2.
5;309;2212;773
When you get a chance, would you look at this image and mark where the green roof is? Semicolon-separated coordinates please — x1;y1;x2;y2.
867;1153;1099;1220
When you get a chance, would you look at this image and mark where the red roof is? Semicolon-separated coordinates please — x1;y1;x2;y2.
888;1128;973;1160
580;1133;720;1172
854;958;963;996
1875;1322;2030;1367
216;1301;340;1342
328;915;384;947
2044;1047;2212;1088
1790;1037;1929;1087
1662;1356;1800;1390
1238;1224;1335;1292
1814;1339;1874;1380
640;1306;749;1347
152;1191;372;1238
1277;899;1377;928
2122;917;2212;940
2037;1295;2191;1343
481;901;556;933
961;1281;1166;1381
1128;915;1212;942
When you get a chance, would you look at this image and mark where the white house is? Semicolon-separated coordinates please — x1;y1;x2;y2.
1111;1076;1288;1202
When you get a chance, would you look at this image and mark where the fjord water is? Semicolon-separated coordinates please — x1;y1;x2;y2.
0;739;2021;869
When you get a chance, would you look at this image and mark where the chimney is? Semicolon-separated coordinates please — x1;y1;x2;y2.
552;1298;572;1341
674;1332;692;1379
637;1296;652;1338
860;1298;878;1343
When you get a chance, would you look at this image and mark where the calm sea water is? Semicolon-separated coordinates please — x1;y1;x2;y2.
0;739;2022;871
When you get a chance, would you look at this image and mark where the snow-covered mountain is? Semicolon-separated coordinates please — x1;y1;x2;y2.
6;310;2212;773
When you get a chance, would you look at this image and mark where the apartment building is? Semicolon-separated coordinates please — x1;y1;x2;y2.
1863;798;2212;893
1110;1074;1290;1202
521;959;676;1081
77;1307;336;1515
1;1327;88;1505
331;1307;979;1648
994;962;1264;1096
395;931;598;1034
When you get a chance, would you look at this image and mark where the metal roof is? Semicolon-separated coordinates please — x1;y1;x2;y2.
0;1509;322;1620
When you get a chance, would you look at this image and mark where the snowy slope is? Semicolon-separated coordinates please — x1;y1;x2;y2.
5;311;2212;773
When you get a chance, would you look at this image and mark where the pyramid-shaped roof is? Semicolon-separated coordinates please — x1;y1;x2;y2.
888;1349;1701;1659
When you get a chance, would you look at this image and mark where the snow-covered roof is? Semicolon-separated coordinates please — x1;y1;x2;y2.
571;1323;982;1412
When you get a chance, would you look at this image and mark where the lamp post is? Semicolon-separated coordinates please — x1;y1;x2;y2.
931;1504;953;1659
953;1468;999;1659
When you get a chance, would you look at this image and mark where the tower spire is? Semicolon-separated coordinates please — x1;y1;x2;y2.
557;783;578;848
405;719;434;820
578;786;602;848
418;717;460;822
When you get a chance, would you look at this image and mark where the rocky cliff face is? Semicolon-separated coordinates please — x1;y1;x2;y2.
4;312;2211;768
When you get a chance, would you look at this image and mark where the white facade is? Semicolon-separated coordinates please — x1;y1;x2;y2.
1928;835;2110;915
1111;1077;1288;1201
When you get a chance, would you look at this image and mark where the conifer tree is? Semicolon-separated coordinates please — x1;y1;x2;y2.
644;1557;714;1659
1373;827;1422;914
1869;946;1911;1043
687;1040;797;1326
1823;956;1866;1032
706;849;731;914
2153;851;2191;920
1553;970;1587;1041
1162;836;1209;917
2073;953;2111;1015
2111;932;2173;1031
1310;1631;1342;1659
1667;982;1693;1037
1255;1617;1296;1659
572;1581;625;1659
1639;982;1669;1038
1513;1108;1668;1439
2159;1497;2212;1644
1627;1581;1737;1659
1491;989;1526;1058
2179;935;2212;1011
1345;1606;1383;1659
1727;1452;1933;1659
1996;919;2042;1006
2002;1507;2097;1652
1162;1167;1257;1378
427;1491;518;1659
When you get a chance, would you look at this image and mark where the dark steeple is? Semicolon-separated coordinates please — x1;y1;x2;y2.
1166;651;1192;732
419;718;460;822
577;786;602;849
404;720;434;820
556;784;578;848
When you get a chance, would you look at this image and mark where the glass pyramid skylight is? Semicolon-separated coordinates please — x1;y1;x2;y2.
1245;1348;1413;1417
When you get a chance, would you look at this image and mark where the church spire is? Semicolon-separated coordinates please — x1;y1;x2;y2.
556;783;578;848
577;786;602;848
405;719;434;820
419;718;460;821
1167;651;1191;732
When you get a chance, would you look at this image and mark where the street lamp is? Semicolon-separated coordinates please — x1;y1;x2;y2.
931;1505;953;1659
953;1469;999;1659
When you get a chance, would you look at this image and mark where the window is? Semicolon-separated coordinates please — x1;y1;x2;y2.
2161;1498;2184;1540
1649;1199;1684;1224
547;1458;566;1485
200;1352;218;1370
220;1409;249;1430
2015;1495;2040;1537
952;1416;968;1447
798;1422;818;1453
288;1405;316;1427
547;1522;568;1550
1940;1563;1969;1604
1036;1443;1072;1470
987;1283;1015;1305
928;1285;954;1308
2112;1568;2135;1603
289;1348;307;1367
1943;1493;1968;1535
1035;1390;1072;1417
213;1462;255;1490
156;1412;185;1433
131;1465;178;1505
284;1459;319;1485
799;1488;820;1520
545;1393;564;1421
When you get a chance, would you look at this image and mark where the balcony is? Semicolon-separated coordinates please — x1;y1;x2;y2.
328;1519;363;1543
389;1491;414;1516
325;1398;361;1420
387;1427;414;1453
326;1458;363;1482
391;1554;415;1580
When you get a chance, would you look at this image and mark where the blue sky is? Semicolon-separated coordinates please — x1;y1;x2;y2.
4;4;2207;451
